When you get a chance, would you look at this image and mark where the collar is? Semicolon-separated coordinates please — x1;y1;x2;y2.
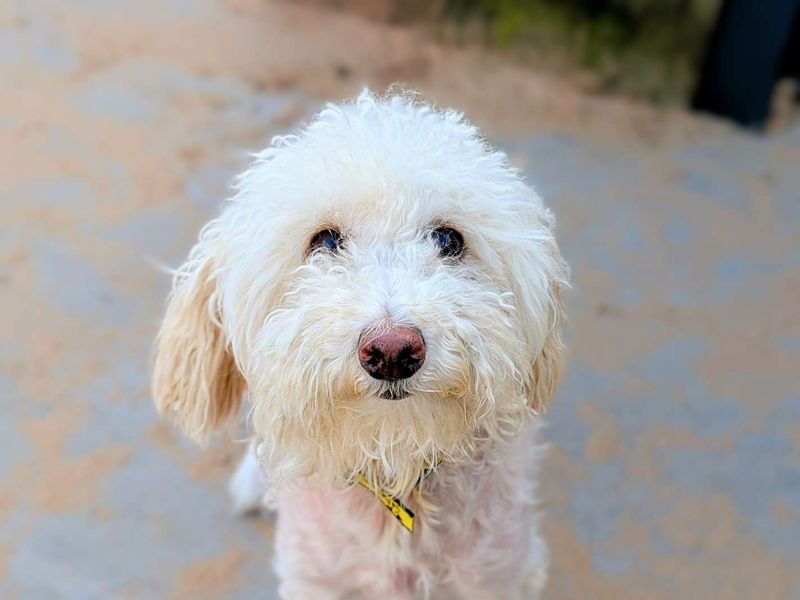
357;474;417;532
357;461;441;533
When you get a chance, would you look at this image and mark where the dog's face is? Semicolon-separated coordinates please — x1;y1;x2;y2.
154;92;568;496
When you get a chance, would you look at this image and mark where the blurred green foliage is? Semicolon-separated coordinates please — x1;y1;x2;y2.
442;0;722;104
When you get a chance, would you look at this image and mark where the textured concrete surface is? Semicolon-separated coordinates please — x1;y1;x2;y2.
1;1;798;598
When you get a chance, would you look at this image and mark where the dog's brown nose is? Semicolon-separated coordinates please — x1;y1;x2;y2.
358;326;425;381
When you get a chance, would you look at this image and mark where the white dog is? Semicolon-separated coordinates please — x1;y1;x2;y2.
153;90;568;599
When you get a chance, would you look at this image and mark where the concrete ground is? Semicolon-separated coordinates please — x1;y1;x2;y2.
1;1;798;598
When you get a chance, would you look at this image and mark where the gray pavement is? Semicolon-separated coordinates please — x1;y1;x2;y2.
1;1;798;598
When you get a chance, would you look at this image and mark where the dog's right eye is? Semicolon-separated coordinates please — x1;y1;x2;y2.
431;226;465;259
309;229;342;254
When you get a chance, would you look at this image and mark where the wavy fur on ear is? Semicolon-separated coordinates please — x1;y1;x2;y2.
528;285;566;414
152;233;245;442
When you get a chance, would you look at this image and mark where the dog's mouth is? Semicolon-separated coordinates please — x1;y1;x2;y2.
379;383;411;401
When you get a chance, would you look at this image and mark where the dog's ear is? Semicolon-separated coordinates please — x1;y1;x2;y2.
527;284;566;413
152;235;245;442
504;209;569;414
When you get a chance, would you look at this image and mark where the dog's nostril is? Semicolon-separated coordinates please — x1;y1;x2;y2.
358;326;425;381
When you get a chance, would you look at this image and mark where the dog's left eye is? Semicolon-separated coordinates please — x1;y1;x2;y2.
431;226;465;259
309;228;342;253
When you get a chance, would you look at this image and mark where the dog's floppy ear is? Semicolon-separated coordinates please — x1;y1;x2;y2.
527;284;566;413
152;234;245;442
504;209;568;414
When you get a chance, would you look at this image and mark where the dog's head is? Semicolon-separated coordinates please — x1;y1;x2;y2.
153;91;568;496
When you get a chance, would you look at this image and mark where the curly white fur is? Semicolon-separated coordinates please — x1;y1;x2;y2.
153;90;569;599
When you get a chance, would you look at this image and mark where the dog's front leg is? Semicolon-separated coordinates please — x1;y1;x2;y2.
228;441;269;515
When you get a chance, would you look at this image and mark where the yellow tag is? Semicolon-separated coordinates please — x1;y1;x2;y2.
358;474;416;533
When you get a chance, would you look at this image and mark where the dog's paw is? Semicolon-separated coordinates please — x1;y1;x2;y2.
228;445;267;517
